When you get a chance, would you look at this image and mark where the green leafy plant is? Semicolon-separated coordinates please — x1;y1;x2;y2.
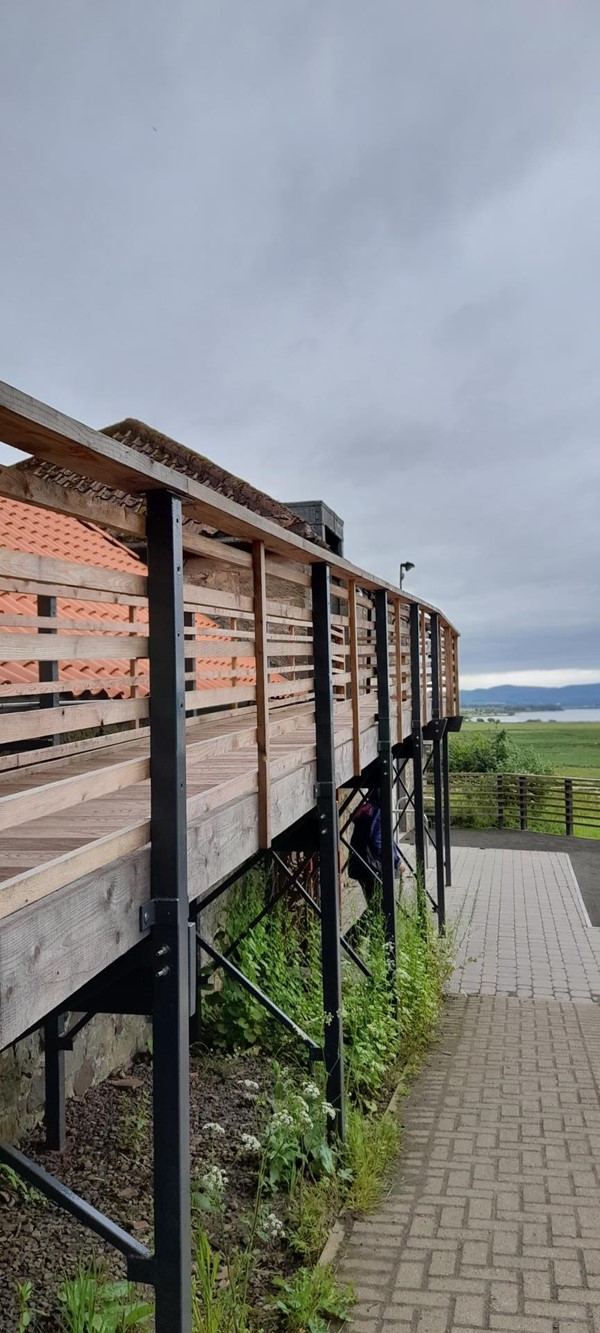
262;1064;335;1193
270;1264;354;1332
0;1163;44;1208
201;870;323;1052
16;1280;34;1332
58;1267;153;1332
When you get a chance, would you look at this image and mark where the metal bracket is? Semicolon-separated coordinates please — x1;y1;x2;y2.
140;898;179;931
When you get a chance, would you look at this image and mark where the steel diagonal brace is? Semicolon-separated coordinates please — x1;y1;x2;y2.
0;1141;151;1272
196;934;322;1062
270;851;372;979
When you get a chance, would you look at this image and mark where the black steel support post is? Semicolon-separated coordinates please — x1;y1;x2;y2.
409;602;427;921
442;730;452;887
430;614;446;934
375;589;398;980
44;1013;66;1152
312;562;345;1139
136;489;191;1332
39;595;65;1146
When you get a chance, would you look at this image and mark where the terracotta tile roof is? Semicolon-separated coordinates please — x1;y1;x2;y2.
0;496;263;698
17;418;321;545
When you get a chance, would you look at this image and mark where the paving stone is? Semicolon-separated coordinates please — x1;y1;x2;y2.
340;850;600;1333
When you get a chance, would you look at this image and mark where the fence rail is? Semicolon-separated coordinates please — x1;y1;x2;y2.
445;771;600;838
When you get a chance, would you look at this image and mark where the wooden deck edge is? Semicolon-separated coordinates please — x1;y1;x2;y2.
0;725;378;1051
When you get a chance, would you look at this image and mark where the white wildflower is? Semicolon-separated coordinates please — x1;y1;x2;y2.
270;1110;294;1132
298;1107;312;1127
201;1165;228;1194
238;1078;259;1092
264;1212;285;1240
239;1133;262;1155
322;1102;336;1121
202;1121;226;1136
303;1082;320;1101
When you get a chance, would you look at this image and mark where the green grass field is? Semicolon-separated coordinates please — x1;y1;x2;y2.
460;720;600;777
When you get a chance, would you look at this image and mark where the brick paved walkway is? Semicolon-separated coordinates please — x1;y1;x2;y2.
338;848;600;1332
448;847;600;1002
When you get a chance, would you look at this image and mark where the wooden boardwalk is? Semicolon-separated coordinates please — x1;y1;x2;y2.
0;378;459;1060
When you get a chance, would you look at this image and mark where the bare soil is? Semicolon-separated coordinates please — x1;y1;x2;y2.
0;1046;293;1330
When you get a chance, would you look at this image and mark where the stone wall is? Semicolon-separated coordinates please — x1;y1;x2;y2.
0;1014;149;1143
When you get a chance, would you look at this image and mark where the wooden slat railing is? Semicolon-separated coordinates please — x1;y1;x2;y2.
443;771;600;839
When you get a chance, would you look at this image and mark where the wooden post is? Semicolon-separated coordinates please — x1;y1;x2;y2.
348;580;361;774
519;775;527;830
253;542;271;848
565;778;574;837
497;775;504;830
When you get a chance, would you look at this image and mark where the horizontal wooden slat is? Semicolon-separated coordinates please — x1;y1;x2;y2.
0;697;148;746
0;756;150;832
183;583;254;615
184;686;256;710
0;613;145;633
0;632;149;662
0;547;146;597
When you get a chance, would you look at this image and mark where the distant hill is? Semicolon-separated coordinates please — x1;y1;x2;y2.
460;683;600;708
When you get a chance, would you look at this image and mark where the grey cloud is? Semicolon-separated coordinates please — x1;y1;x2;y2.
1;0;600;677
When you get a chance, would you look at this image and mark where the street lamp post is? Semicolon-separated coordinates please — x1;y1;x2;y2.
399;561;415;591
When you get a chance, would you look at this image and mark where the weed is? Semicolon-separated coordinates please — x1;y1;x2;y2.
269;1264;354;1332
344;1104;400;1212
58;1264;153;1332
202;871;322;1052
191;1227;251;1333
120;1088;150;1165
0;1163;44;1208
288;1174;342;1260
15;1280;34;1332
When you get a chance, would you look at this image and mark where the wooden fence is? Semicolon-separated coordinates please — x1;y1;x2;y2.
445;771;600;839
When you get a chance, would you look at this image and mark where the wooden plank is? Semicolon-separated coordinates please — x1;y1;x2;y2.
265;558;311;588
184;685;256;710
0;676;141;698
0;632;149;662
182;530;252;568
0;756;150;832
183;584;254;615
268;678;314;699
0;462;146;539
0;823;150;918
0;725;145;773
0;547;146;597
0;612;143;634
0;574;147;609
253;541;271;847
0;697;148;746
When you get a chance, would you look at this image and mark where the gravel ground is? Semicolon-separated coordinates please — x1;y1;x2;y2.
0;1047;290;1330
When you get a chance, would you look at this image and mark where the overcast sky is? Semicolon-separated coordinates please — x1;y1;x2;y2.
1;2;599;686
